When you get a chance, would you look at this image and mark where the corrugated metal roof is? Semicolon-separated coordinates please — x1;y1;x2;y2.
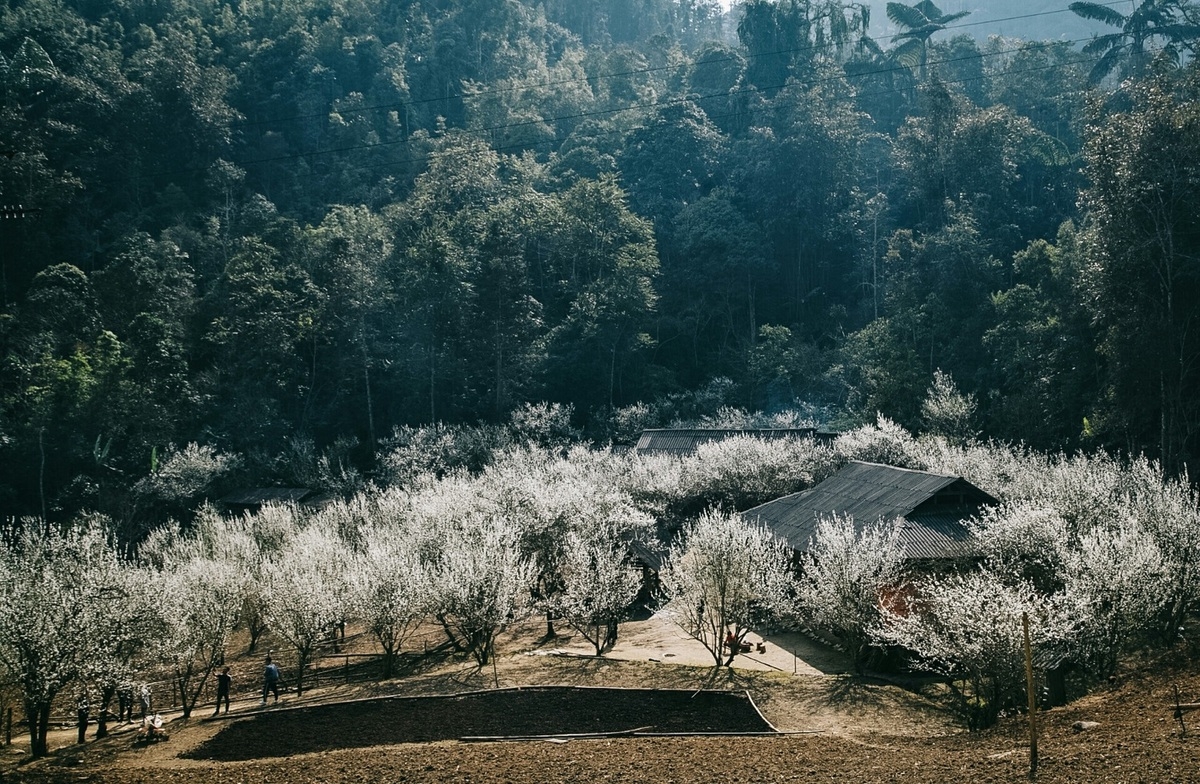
221;487;315;507
742;461;992;561
899;512;980;560
626;538;666;572
634;428;820;456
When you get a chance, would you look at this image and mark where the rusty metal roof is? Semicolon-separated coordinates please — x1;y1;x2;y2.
634;428;825;456
742;461;994;561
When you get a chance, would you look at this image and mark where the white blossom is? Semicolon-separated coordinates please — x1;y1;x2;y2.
262;523;349;694
350;525;430;677
1062;521;1166;675
660;509;794;666
875;569;1072;729
797;514;903;671
0;523;130;757
153;555;244;717
551;531;642;655
429;515;535;666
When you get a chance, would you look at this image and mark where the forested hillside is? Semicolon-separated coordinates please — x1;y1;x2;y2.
2;0;1199;529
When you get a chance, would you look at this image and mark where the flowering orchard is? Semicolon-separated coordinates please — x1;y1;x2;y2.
2;420;1200;756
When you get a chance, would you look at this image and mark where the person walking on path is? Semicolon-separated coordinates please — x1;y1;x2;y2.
214;666;232;715
261;656;281;705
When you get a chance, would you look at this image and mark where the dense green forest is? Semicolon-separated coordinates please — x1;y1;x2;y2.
2;0;1199;530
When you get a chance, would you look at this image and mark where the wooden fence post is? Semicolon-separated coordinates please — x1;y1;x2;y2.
1023;612;1038;780
1171;681;1200;734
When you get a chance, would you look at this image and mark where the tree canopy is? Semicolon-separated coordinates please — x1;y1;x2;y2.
1;0;1199;530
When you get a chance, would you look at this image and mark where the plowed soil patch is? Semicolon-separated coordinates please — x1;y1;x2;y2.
184;687;772;760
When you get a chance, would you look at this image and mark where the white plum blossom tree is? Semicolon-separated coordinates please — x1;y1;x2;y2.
833;415;923;469
351;525;431;678
237;503;298;654
797;514;903;672
875;568;1072;730
481;446;653;637
679;435;840;511
153;556;244;717
1062;522;1166;676
972;502;1072;594
125;443;241;538
0;523;130;757
263;523;349;696
79;560;160;739
429;515;535;666
551;530;642;655
660;509;794;666
920;369;979;445
1124;459;1200;639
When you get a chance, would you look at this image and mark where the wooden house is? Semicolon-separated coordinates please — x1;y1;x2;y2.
741;461;997;564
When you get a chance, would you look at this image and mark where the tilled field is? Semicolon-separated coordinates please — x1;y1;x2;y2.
184;686;774;760
10;721;1200;784
5;640;1199;784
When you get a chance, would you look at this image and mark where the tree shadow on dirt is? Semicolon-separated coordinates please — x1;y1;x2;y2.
818;675;891;708
757;629;851;675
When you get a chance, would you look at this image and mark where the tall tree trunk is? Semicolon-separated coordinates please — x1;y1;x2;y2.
38;427;47;532
429;342;436;423
361;322;375;453
95;684;115;739
27;700;50;759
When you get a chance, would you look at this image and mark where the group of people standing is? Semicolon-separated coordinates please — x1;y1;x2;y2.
75;682;153;743
73;655;284;746
214;655;285;714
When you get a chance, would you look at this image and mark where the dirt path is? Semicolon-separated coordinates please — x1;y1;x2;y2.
533;605;848;676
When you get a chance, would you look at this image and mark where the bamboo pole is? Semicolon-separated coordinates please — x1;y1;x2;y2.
1174;685;1188;738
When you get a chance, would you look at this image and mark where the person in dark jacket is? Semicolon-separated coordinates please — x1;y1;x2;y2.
214;666;233;715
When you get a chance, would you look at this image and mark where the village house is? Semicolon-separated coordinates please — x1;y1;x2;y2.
741;460;998;565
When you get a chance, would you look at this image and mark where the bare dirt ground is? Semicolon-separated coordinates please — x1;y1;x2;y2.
4;615;1199;784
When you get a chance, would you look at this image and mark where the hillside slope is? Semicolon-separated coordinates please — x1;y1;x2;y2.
5;643;1198;784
